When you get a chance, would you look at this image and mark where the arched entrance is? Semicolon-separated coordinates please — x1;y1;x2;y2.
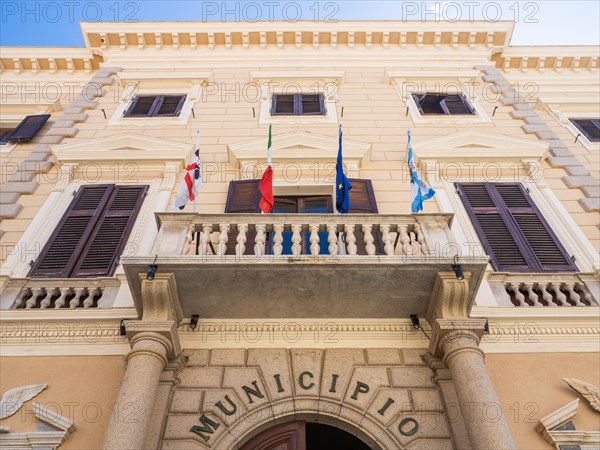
240;421;372;450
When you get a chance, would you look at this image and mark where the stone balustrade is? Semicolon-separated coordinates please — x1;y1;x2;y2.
4;279;119;310
153;213;457;259
498;277;598;307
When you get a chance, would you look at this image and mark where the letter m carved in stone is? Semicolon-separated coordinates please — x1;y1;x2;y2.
190;414;220;442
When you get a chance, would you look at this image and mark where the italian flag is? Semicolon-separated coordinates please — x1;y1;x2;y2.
259;124;274;213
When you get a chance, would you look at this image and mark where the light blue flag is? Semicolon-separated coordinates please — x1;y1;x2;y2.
407;131;435;213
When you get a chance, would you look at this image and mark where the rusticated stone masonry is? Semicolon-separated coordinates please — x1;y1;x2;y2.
477;65;599;214
158;348;472;450
0;67;121;238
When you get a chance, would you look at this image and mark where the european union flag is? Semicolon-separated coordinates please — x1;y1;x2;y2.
336;124;352;213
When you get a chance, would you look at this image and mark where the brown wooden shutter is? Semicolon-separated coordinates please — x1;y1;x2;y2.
493;184;575;272
29;185;115;278
457;183;576;272
6;114;51;142
348;179;383;255
300;94;325;115
272;94;296;115
155;95;187;116
124;96;157;117
571;119;600;142
225;180;262;255
72;185;148;277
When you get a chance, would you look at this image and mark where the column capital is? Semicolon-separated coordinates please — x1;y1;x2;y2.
429;317;486;357
124;320;181;359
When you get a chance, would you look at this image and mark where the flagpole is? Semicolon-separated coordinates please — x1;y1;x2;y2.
193;130;200;213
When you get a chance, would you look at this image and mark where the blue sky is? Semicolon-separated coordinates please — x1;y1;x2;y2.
1;1;599;47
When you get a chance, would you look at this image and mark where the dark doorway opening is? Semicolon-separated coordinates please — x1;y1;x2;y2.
306;422;372;450
240;421;373;450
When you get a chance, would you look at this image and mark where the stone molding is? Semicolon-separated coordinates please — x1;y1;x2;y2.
477;65;599;213
0;67;121;233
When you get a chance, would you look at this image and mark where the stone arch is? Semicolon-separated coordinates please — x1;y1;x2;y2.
211;398;398;450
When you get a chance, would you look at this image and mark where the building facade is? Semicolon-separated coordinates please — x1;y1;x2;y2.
0;21;599;450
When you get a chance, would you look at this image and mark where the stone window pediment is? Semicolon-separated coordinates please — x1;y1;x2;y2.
227;130;371;184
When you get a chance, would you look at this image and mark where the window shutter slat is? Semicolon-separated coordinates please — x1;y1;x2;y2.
156;95;187;116
300;94;325;115
493;184;575;272
272;94;295;115
6;114;51;142
29;185;114;278
458;183;576;272
457;183;530;272
125;96;157;117
72;186;148;277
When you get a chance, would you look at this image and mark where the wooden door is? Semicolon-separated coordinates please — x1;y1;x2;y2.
240;421;306;450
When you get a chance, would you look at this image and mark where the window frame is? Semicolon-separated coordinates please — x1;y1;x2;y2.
271;93;326;116
569;118;600;143
412;93;476;116
124;95;187;118
28;184;148;279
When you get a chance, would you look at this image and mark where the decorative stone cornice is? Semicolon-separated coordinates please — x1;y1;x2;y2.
81;21;514;52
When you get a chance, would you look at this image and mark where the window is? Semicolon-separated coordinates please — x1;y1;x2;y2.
570;119;600;142
1;114;51;142
271;94;326;116
224;179;381;255
412;93;475;116
29;184;148;278
0;127;14;145
456;182;576;272
124;95;187;118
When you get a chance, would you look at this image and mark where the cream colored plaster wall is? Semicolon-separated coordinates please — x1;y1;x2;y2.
487;352;600;450
1;46;598;262
0;355;125;449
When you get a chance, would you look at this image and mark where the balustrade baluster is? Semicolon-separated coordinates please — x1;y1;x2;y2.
15;288;30;308
537;283;555;306
273;224;284;255
398;225;410;255
381;225;394;256
291;224;302;256
40;288;55;309
564;283;584;306
217;224;230;256
362;224;376;256
575;283;593;305
327;225;338;255
550;283;569;306
26;288;43;309
236;224;248;257
84;287;100;308
507;283;527;306
54;288;71;308
201;225;213;256
309;224;320;256
254;224;266;256
344;225;357;255
69;287;86;309
414;223;427;254
523;283;542;307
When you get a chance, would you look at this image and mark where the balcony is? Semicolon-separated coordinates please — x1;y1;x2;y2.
121;213;490;320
